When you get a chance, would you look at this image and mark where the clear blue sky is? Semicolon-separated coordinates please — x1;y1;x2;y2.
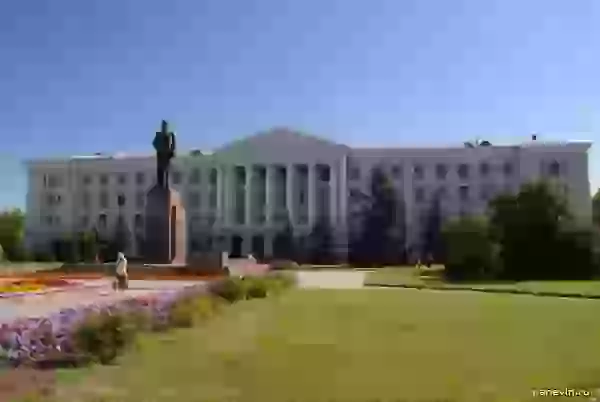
1;0;599;209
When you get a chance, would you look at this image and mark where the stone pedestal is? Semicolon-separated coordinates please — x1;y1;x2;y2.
143;185;187;264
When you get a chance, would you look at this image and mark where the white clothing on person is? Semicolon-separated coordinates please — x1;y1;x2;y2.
115;252;128;276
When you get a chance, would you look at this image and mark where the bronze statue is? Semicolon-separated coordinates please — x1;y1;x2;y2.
153;120;176;188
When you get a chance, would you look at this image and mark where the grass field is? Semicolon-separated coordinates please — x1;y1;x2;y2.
46;289;600;402
366;267;600;297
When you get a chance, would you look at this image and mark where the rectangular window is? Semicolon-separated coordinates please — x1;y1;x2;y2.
317;164;330;182
458;164;470;180
135;172;145;186
413;164;424;180
391;164;403;179
436;164;447;180
190;168;201;184
479;163;490;177
47;175;60;188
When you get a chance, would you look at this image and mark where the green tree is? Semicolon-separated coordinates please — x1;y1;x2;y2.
0;208;25;260
77;231;99;261
593;188;600;228
422;189;444;261
350;166;405;266
442;216;499;281
307;216;334;264
488;181;594;280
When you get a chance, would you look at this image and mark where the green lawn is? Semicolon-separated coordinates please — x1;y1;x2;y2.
366;267;600;297
48;289;600;402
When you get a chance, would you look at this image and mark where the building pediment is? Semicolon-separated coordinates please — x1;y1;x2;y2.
212;128;348;164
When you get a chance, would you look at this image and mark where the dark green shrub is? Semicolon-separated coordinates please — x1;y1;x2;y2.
129;309;152;331
209;277;246;303
245;277;269;299
167;295;220;328
73;311;138;364
169;298;197;328
487;181;590;280
442;216;499;282
34;250;55;262
553;223;597;279
267;271;297;291
6;245;31;262
192;295;221;321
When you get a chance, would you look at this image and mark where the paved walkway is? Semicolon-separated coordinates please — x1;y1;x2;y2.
295;270;366;289
0;279;208;322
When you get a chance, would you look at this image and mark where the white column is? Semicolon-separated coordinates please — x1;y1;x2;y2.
286;164;294;225
266;165;273;225
216;166;223;224
308;164;316;226
329;164;337;227
245;165;252;226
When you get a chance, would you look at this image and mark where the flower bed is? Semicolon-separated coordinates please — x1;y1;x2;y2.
0;283;209;367
0;278;77;292
0;278;95;299
0;273;295;369
0;283;46;293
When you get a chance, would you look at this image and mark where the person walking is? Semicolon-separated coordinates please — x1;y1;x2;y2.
114;252;129;291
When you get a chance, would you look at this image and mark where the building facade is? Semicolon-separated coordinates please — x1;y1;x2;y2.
24;129;592;259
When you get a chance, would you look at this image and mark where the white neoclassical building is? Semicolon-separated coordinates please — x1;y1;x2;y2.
24;128;592;259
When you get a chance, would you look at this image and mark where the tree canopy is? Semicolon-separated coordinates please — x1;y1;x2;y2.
350;166;405;265
593;188;600;227
0;208;25;260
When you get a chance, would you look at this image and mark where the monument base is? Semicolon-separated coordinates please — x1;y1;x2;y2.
143;185;187;264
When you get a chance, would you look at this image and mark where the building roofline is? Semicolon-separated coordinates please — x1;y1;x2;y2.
22;135;593;165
